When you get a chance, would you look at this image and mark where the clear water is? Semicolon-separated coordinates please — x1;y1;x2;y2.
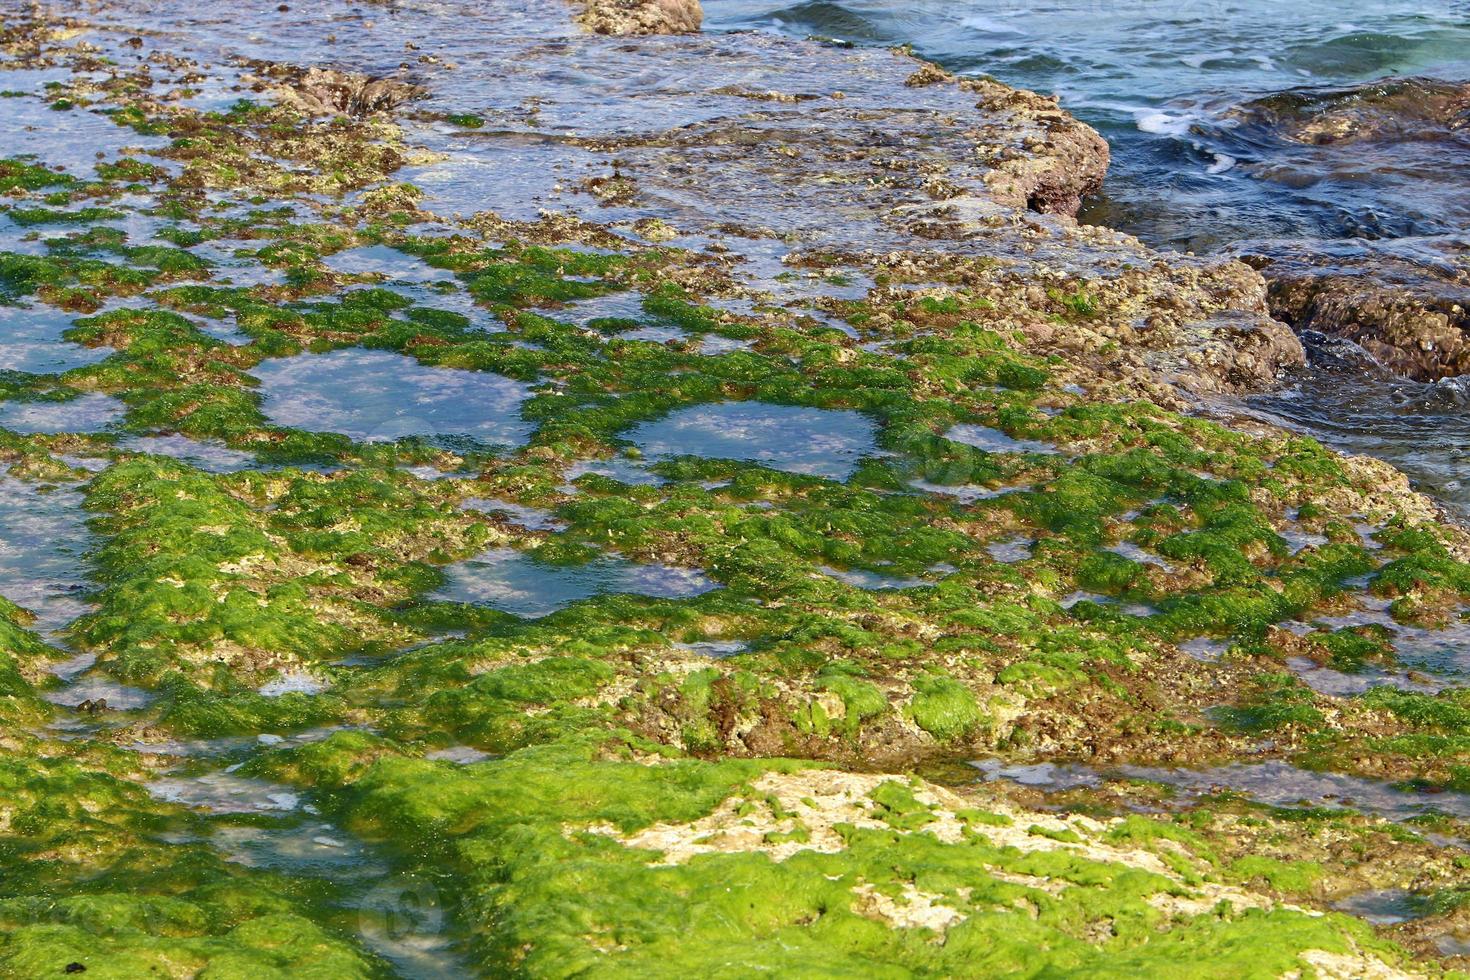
0;471;94;634
43;672;157;710
673;640;750;659
325;245;449;284
1331;888;1424;925
248;349;533;445
396;125;610;224
975;757;1470;823
1244;333;1470;516
910;478;1027;504
985;536;1034;564
1287;656;1445;697
562;456;666;490
0;392;126;434
818;564;929;591
148;770;303;814
187;240;288;288
0;305;113;374
0;93;170;176
945;423;1060;456
459;497;566;531
436;545;718;618
119;434;258;473
629;402;879;480
151;770;472;976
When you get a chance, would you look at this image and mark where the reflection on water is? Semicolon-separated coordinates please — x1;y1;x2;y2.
974;757;1470;824
120;434;257;473
0;392;126;433
1244;332;1470;516
436;545;717;618
0;305;113;374
150;767;472;976
945;423;1060;456
0;471;93;634
0;94;170;175
629;402;878;481
249;349;533;445
1331;888;1424;926
325;244;447;283
818;564;928;591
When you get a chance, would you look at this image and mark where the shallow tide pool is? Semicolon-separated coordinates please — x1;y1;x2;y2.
435;546;717;618
0;472;94;634
628;402;879;481
249;349;533;445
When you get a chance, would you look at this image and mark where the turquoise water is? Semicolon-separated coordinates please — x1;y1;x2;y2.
705;1;1470;251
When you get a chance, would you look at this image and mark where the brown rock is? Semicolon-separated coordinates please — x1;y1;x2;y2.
249;63;426;118
1244;241;1470;381
1232;78;1470;147
577;0;702;36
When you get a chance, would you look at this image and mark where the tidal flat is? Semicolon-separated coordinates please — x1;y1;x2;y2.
1;0;1470;977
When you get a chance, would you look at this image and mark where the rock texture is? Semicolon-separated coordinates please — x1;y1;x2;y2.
577;0;703;35
1233;78;1470;146
247;64;427;118
1245;241;1470;381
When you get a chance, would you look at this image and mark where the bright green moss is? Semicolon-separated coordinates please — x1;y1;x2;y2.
0;159;75;192
907;674;986;742
6;206;125;226
1226;856;1325;895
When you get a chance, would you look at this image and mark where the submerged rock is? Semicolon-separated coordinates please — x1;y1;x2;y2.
250;64;428;118
1231;78;1470;149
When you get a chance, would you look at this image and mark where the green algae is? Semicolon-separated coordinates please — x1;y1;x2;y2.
243;735;1420;979
0;159;75;193
908;675;987;742
2;8;1469;976
0;747;380;979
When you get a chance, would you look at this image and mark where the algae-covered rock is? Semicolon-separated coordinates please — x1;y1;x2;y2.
1;0;1469;974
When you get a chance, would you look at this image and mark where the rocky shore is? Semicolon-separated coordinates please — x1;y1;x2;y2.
1;0;1469;976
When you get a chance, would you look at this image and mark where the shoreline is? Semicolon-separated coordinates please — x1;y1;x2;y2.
1;0;1469;975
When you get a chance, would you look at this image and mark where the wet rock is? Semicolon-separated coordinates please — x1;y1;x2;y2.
906;64;1109;216
1242;240;1470;382
1169;310;1307;395
1232;78;1470;148
577;0;702;36
249;63;426;117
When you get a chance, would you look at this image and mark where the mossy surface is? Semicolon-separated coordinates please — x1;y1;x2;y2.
2;2;1470;976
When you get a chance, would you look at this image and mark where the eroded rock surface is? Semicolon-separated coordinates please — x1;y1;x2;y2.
576;0;703;36
1245;240;1470;381
249;64;427;118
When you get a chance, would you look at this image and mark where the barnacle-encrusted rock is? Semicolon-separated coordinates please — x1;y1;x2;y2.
1245;241;1470;381
249;63;427;118
577;0;703;36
